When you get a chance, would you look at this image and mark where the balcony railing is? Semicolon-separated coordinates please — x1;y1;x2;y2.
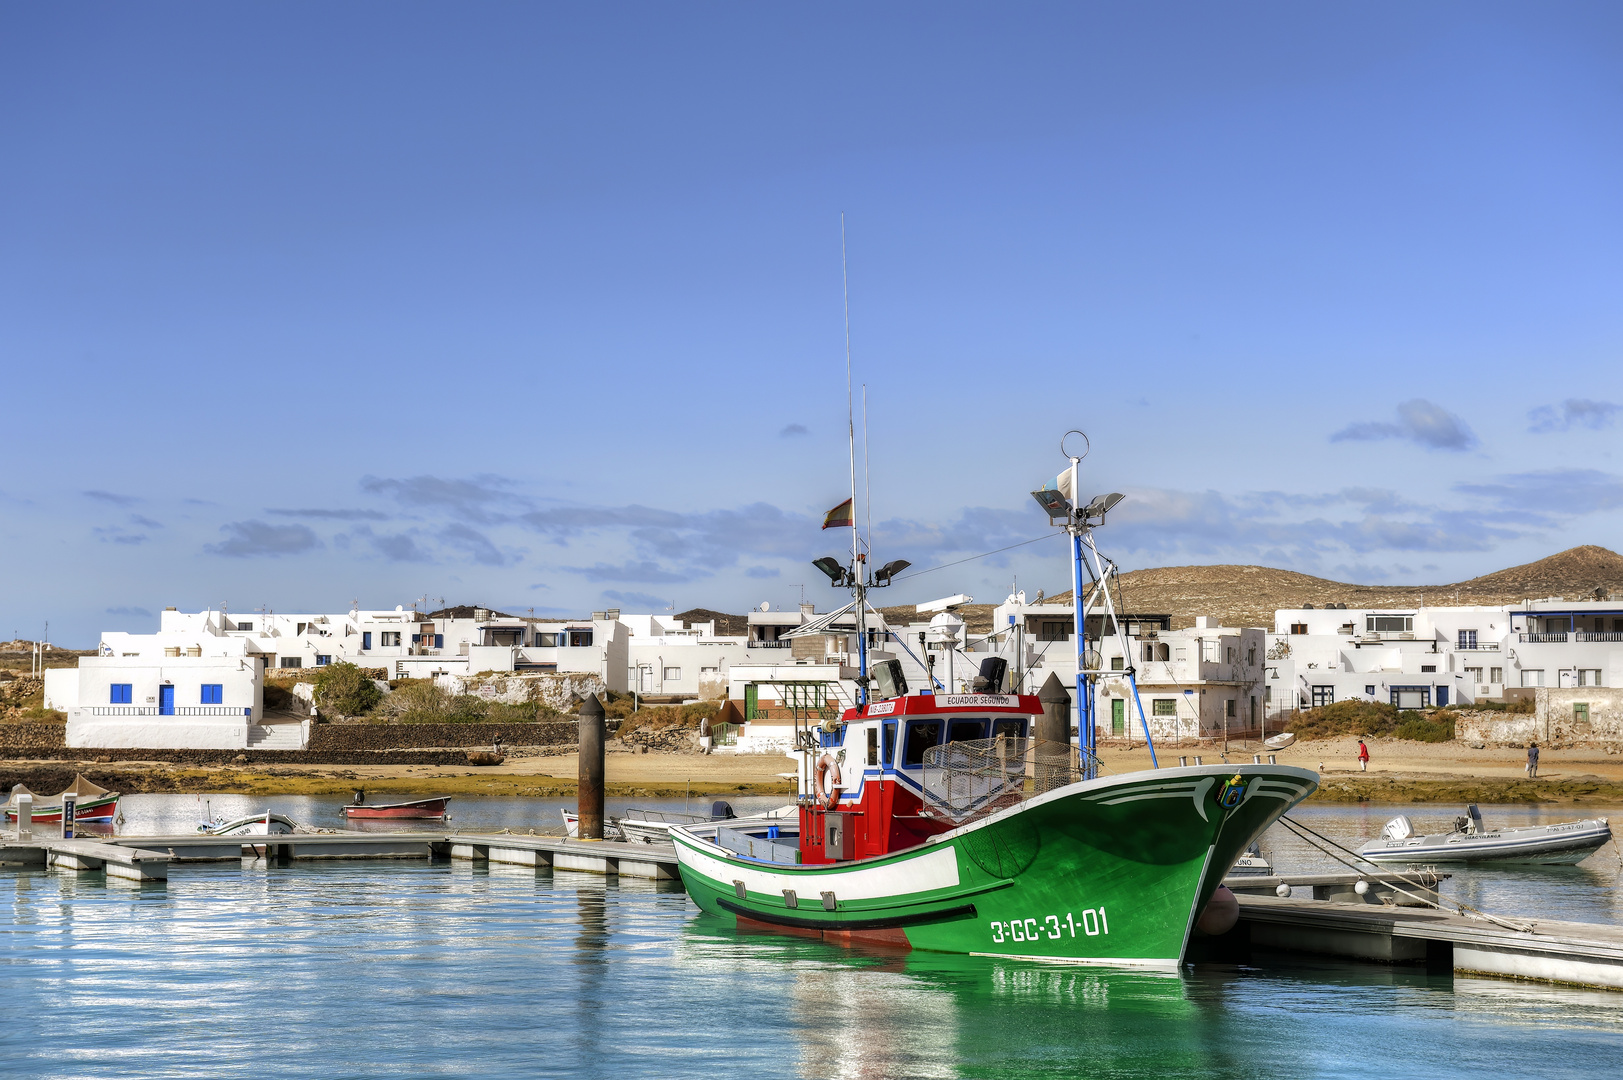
748;640;792;649
86;706;252;717
1454;642;1500;651
1519;632;1569;643
1576;631;1623;642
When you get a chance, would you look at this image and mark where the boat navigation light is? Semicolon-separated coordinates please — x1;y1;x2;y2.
874;559;911;585
812;556;847;587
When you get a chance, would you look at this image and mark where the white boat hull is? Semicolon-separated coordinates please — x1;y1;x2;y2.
1361;818;1612;865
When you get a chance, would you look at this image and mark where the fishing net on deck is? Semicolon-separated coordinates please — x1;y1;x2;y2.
920;737;1103;824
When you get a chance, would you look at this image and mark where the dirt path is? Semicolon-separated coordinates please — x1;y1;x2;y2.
7;739;1623;802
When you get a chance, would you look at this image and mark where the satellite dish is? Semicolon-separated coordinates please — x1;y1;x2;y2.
759;602;771;612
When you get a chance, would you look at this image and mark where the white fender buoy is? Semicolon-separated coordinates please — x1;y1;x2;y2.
1275;883;1291;898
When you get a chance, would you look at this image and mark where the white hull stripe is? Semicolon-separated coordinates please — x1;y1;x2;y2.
676;835;961;900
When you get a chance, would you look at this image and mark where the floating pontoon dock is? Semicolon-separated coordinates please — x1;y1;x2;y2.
1222;892;1623;990
0;831;680;880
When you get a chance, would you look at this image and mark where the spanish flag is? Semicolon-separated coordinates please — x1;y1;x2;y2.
822;497;854;529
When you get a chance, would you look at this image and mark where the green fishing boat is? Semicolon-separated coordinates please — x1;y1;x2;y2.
673;432;1318;966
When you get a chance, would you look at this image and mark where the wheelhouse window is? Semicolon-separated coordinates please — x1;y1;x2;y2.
946;719;987;744
990;718;1025;741
902;721;943;767
882;722;897;767
867;726;879;766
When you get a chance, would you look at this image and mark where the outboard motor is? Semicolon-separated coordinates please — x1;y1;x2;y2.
710;800;736;821
972;657;1009;694
353;789;365;806
1381;815;1414;840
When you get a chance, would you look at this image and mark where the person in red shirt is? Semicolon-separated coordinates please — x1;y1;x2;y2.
1357;740;1370;772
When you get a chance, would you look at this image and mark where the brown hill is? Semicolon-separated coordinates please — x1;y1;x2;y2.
1041;546;1623;630
674;608;751;636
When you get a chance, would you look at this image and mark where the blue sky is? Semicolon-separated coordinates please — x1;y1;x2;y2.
5;3;1623;645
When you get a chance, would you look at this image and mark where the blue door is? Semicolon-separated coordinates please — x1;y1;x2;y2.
159;685;175;716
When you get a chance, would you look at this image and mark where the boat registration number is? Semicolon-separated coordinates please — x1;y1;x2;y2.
989;909;1108;944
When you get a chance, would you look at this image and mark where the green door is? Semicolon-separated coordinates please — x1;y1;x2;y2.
1111;698;1125;735
744;684;758;721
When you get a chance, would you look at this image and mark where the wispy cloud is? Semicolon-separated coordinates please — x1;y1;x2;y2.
105;606;153;618
779;423;809;438
1528;399;1621;433
268;508;391;521
1331;399;1478;451
129;514;164;530
566;560;699;584
601;589;671;608
745;565;780;578
440;523;507;566
205;520;322;557
84;490;140;506
361;474;520;524
1454;469;1623;515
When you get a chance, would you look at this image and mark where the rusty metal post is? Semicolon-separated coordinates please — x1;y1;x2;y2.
1037;671;1072;746
578;693;606;839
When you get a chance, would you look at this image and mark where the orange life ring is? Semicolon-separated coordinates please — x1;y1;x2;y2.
814;753;843;811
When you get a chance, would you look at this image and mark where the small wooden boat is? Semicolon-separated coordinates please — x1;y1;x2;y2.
1361;804;1613;865
199;811;298;836
1263;733;1296;751
342;795;450;820
5;776;121;822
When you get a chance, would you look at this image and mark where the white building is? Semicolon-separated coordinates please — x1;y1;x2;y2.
157;605;632;691
1263;597;1623;714
44;630;273;750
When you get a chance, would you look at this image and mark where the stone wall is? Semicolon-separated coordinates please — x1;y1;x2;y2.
1455;687;1623;747
308;721;606;752
432;672;607;711
0;721;67;753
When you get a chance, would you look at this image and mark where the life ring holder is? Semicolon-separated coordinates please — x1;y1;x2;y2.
814;753;843;811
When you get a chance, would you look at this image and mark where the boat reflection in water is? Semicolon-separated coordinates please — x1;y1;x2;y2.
676;914;1195;1079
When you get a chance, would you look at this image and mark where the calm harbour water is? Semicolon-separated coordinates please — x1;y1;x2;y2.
3;797;1621;1079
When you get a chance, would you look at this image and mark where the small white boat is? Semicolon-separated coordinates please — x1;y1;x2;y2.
199;811;298;837
1361;804;1612;865
1227;842;1274;877
1263;733;1296;751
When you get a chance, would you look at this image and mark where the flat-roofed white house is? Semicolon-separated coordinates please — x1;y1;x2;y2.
45;631;271;750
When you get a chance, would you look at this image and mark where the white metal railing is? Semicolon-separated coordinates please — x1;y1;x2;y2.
1520;632;1569;643
86;706;252;718
748;641;792;649
1576;631;1623;643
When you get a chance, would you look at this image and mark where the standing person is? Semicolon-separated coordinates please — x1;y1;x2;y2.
1527;741;1539;779
1357;739;1370;772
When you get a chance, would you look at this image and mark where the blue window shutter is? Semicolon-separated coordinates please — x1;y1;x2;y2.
201;684;222;705
435;635;444;649
110;683;132;704
363;632;372;650
411;634;421;644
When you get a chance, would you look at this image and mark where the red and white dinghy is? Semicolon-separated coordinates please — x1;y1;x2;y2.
341;795;450;821
5;776;121;822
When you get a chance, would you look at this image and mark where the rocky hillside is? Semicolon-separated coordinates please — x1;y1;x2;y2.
1041;546;1623;629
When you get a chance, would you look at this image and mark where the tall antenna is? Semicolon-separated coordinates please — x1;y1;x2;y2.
841;213;858;572
862;383;872;555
